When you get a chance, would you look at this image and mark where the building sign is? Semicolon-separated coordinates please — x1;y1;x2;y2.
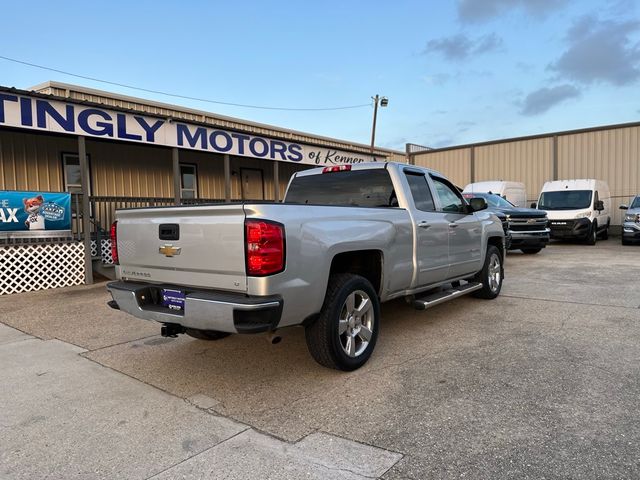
0;93;380;165
0;191;71;235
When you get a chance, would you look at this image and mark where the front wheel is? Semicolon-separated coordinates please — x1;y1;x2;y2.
472;245;503;299
305;273;380;371
586;222;597;245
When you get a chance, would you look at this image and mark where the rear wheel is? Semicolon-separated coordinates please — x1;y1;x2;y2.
472;245;503;299
601;223;609;240
521;248;542;254
185;329;231;341
305;273;380;371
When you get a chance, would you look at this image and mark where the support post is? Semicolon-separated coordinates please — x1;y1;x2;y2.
470;146;475;183
552;135;558;181
224;154;231;203
273;161;280;202
78;136;93;285
172;148;180;205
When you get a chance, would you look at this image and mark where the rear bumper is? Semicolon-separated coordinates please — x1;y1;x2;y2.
107;281;283;334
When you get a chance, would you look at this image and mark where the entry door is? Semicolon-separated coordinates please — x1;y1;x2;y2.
404;170;450;287
430;175;483;278
240;168;265;200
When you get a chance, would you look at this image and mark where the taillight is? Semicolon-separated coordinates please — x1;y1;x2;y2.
110;221;119;265
245;220;285;276
322;165;352;173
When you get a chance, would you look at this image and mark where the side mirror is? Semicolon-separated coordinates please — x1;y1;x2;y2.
468;197;487;212
619;204;629;210
530;202;537;209
595;200;604;211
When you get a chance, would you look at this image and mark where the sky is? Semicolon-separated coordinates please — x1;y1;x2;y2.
1;0;639;151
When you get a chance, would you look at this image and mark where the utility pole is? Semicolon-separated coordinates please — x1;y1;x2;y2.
370;95;388;154
370;95;379;153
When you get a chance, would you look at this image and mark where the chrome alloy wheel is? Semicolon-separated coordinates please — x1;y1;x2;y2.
338;290;374;358
488;254;502;293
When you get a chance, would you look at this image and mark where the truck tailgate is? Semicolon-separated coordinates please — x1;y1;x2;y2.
115;205;247;292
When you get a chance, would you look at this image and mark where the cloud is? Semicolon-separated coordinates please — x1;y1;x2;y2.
422;73;452;86
457;0;569;23
521;84;580;115
425;33;503;61
549;16;640;86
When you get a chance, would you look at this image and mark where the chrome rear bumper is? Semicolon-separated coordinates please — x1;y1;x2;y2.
107;281;282;334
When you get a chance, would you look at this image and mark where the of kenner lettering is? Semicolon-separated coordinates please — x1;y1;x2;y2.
0;93;377;165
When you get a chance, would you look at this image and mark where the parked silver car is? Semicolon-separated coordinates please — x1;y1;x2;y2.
620;195;640;245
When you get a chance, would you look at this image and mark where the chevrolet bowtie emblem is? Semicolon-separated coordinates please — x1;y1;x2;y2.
159;244;181;257
527;218;537;224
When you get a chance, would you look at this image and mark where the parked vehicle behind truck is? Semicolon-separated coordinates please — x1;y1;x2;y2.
463;181;527;207
462;192;549;254
107;163;505;370
533;179;611;245
620;195;640;245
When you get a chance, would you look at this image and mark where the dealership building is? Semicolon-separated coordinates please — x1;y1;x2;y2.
0;81;404;294
409;122;640;230
1;80;638;296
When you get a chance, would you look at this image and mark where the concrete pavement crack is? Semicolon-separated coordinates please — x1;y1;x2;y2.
142;428;250;480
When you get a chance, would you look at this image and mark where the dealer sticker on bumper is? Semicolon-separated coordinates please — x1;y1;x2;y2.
161;289;185;311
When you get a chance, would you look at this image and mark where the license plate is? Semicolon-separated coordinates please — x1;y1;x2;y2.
161;288;185;311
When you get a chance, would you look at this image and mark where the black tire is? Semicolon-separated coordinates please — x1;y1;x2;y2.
520;248;542;254
184;329;231;341
601;223;609;240
622;237;631;246
305;273;380;371
472;245;503;299
586;221;597;245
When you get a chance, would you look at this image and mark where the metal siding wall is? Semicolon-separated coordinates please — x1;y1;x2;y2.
413;148;471;187
0;129;75;191
558;126;640;226
88;141;173;197
475;138;553;203
181;150;226;199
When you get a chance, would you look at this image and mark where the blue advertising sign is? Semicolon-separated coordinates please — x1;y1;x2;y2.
0;191;71;234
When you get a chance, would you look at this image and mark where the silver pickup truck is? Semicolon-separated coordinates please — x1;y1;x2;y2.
107;162;505;370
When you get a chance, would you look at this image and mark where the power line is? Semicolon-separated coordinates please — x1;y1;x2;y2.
0;54;372;112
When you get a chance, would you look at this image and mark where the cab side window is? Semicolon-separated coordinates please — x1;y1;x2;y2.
431;176;465;213
404;172;435;211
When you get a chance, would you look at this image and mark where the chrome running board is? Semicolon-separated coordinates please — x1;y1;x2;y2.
413;282;483;310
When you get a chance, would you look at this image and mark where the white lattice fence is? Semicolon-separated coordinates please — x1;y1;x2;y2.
90;239;114;264
0;243;86;295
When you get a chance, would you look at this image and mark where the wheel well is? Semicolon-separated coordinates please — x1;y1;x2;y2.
329;250;382;295
487;236;504;260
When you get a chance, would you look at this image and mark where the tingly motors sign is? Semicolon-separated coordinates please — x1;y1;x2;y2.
0;93;380;166
0;191;71;235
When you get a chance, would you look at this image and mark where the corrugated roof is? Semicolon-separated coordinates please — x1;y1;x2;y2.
26;80;403;157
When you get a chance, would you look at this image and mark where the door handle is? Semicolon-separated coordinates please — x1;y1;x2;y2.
417;221;431;229
449;223;459;228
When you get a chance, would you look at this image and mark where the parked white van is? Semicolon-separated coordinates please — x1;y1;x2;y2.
534;179;611;245
463;181;527;207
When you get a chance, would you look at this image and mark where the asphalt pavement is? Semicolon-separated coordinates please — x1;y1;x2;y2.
1;240;639;479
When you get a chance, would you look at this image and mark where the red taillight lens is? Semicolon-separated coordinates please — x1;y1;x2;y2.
110;221;119;265
322;165;352;173
245;220;285;276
